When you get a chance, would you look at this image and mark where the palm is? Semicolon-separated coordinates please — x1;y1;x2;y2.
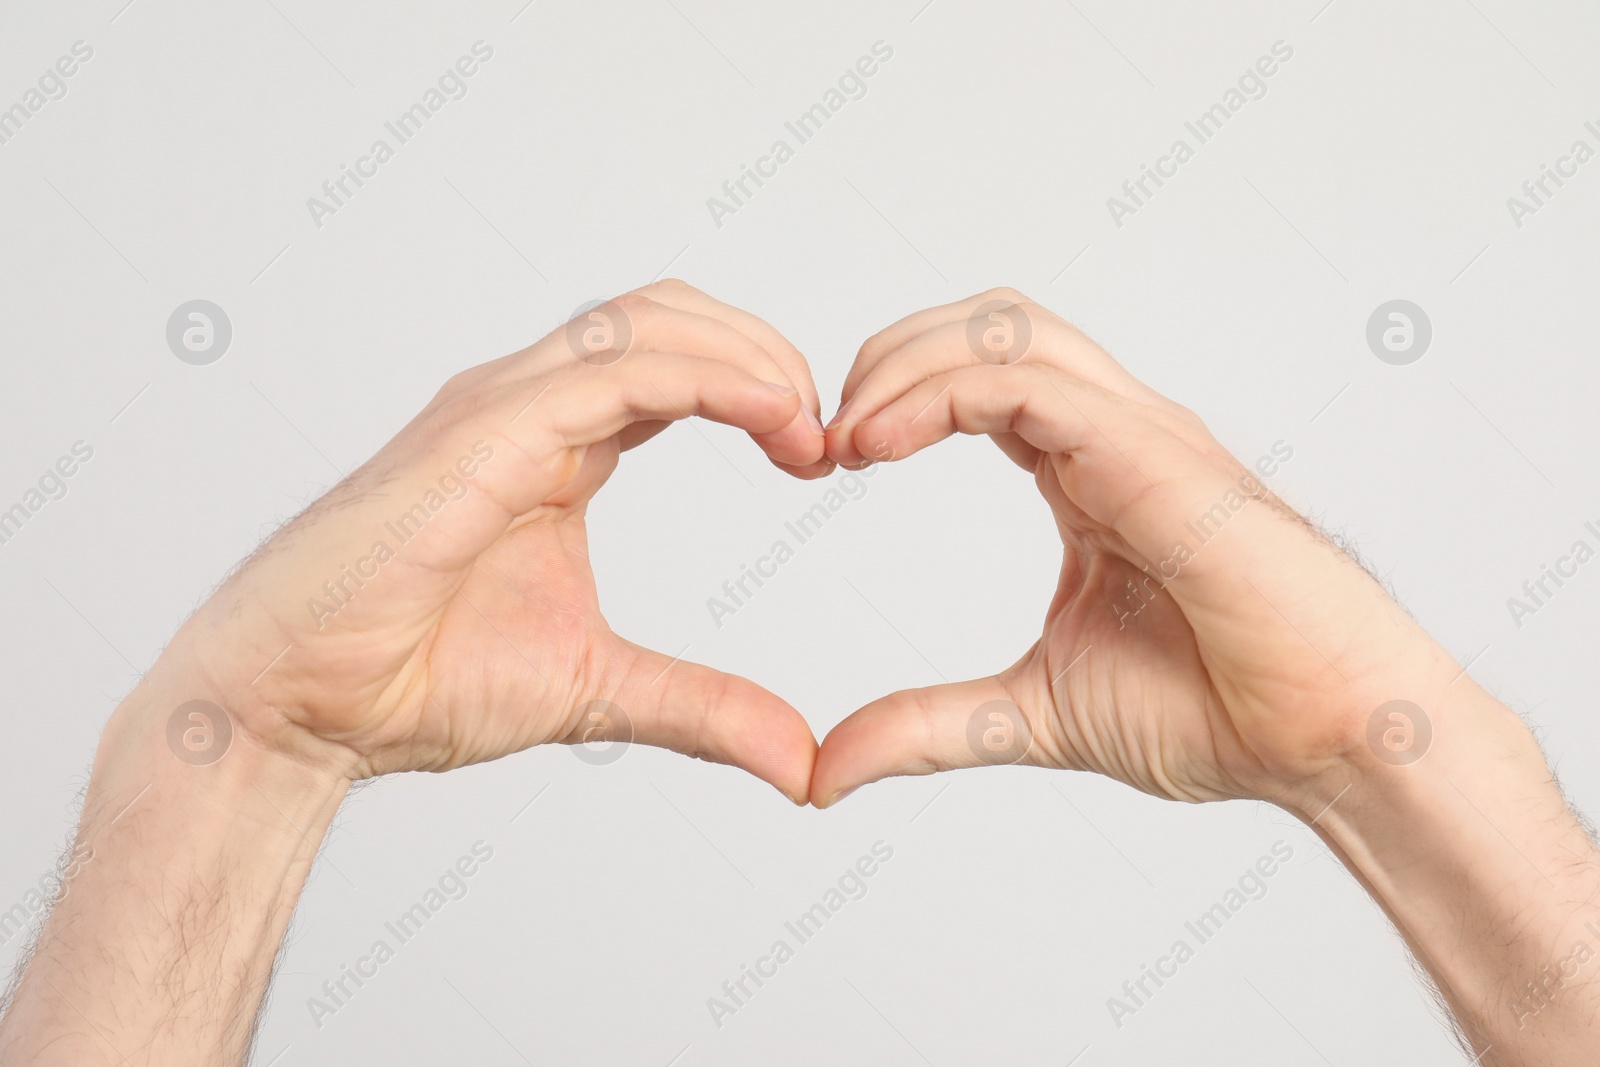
1016;540;1241;802
402;513;609;775
308;441;806;789
1005;440;1370;803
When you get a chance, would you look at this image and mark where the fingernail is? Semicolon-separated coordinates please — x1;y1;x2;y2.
826;786;859;808
763;380;797;396
825;400;851;431
802;405;824;435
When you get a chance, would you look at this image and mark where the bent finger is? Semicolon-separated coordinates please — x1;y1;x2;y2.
842;288;1037;403
636;279;825;424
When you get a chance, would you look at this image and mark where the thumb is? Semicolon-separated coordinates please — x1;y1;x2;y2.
574;640;818;805
811;676;1035;808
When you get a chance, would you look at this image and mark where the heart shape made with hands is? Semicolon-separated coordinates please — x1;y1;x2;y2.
551;283;1340;814
550;288;1060;807
251;279;1363;819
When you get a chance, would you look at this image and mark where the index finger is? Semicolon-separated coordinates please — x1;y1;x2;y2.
627;280;832;478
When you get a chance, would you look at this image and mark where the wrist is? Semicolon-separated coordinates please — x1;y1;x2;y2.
114;608;365;778
0;653;350;1066
1235;619;1465;815
1288;680;1600;1059
93;646;351;843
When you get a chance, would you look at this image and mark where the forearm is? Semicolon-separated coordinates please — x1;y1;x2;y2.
1294;678;1600;1064
0;651;350;1067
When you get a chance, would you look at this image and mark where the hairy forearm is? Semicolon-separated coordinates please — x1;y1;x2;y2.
1297;679;1600;1064
0;652;349;1067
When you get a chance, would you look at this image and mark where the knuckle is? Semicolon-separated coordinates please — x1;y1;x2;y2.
1014;300;1052;323
437;367;474;396
431;366;485;407
640;277;698;299
608;291;655;320
982;286;1030;306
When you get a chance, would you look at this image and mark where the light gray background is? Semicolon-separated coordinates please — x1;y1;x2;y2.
2;0;1596;1063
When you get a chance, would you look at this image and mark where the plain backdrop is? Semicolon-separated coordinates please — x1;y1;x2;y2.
2;1;1598;1063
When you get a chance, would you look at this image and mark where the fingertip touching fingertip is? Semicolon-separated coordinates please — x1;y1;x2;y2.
814;785;858;809
825;400;852;431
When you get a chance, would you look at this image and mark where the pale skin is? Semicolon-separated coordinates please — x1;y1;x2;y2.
0;282;1594;1064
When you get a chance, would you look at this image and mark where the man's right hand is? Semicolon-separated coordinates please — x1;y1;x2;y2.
154;280;828;800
